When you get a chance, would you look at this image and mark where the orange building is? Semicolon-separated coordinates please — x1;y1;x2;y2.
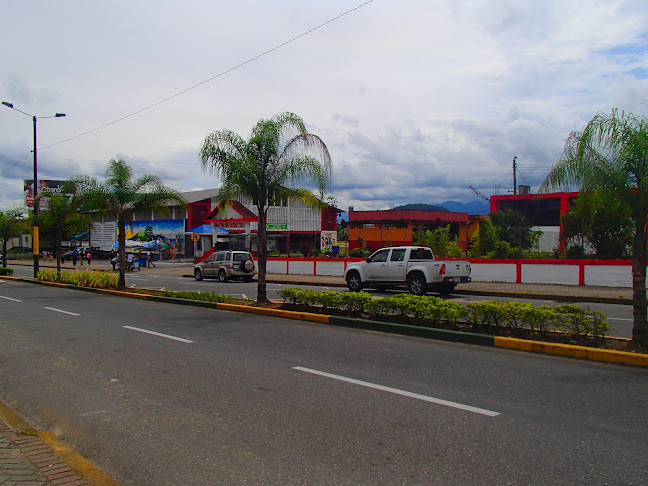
348;208;482;252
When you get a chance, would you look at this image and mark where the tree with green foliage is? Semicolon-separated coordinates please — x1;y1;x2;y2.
72;159;187;288
490;209;533;250
34;187;93;276
561;192;631;259
541;109;648;345
0;208;28;268
422;226;451;258
199;112;332;303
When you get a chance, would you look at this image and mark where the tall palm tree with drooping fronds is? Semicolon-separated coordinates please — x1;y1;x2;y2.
0;208;28;268
541;109;648;345
199;112;332;303
34;185;93;276
72;159;187;288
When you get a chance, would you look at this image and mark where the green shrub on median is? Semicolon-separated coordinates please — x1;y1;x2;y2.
0;267;14;275
38;269;119;288
276;287;613;341
36;270;236;304
160;290;237;303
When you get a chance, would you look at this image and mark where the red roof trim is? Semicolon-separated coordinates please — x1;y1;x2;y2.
349;209;469;224
204;200;258;222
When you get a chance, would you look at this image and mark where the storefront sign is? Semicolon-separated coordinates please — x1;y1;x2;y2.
267;223;288;230
212;221;246;229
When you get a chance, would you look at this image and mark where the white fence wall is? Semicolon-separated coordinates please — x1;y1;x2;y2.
262;258;638;288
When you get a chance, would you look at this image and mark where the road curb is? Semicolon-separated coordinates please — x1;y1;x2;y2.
0;398;119;485
4;276;647;367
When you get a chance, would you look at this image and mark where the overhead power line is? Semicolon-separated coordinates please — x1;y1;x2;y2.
38;0;375;152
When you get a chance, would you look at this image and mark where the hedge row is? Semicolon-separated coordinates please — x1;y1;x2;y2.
38;269;118;288
36;269;237;304
278;288;613;340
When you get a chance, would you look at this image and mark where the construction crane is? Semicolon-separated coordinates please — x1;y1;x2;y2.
468;185;490;203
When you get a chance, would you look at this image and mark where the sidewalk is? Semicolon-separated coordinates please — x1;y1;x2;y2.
0;403;92;485
7;258;634;304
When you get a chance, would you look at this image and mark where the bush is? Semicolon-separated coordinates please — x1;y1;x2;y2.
349;248;370;257
274;287;611;341
161;290;236;303
38;269;119;288
0;267;13;275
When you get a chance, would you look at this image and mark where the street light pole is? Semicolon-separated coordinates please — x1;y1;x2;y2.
2;101;66;277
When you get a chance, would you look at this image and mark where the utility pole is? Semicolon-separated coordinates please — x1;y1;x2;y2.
512;156;518;195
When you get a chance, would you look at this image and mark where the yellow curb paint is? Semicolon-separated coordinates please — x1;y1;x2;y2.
38;431;120;486
0;400;119;485
0;400;36;435
494;336;648;367
217;303;330;323
95;288;151;300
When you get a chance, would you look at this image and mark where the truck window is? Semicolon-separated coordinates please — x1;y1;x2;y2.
410;248;434;260
369;249;390;263
390;249;406;262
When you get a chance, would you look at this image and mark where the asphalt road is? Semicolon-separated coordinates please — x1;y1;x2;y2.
9;264;636;338
8;264;637;338
1;280;647;485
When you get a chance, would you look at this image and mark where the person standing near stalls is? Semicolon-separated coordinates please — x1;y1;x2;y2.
79;248;85;265
71;249;78;266
86;250;93;265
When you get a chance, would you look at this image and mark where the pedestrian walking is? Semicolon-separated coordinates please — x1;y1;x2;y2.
71;250;78;266
79;249;84;265
147;252;155;268
110;256;118;271
126;253;134;271
86;250;93;265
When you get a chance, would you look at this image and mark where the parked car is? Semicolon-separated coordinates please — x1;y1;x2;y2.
194;250;256;282
344;246;471;296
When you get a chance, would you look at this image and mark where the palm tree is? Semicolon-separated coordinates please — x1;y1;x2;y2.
73;159;187;288
0;208;28;268
34;187;92;276
541;109;648;345
199;112;332;303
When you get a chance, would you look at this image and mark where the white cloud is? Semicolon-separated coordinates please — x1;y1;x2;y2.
1;0;647;213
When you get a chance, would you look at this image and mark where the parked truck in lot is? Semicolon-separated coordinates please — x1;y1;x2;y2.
344;246;471;296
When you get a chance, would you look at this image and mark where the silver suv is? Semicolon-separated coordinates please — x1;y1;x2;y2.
194;250;256;282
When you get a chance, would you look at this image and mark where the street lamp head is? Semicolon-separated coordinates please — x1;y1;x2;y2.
1;101;14;108
55;113;66;117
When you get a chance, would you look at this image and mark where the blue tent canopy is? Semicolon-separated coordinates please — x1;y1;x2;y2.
69;231;89;241
186;224;228;235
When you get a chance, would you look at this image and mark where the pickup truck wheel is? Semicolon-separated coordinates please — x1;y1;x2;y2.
346;271;363;292
194;268;203;281
408;274;427;296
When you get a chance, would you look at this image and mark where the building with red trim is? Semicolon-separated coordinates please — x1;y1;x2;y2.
490;191;579;252
348;208;481;253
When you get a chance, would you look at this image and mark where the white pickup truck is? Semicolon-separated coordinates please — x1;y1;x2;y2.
345;246;471;296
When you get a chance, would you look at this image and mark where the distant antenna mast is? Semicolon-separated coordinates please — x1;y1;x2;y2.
468;185;490;203
512;156;518;195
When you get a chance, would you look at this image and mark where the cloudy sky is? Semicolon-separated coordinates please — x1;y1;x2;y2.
1;0;647;213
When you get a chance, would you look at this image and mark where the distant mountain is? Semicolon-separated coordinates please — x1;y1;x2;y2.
438;200;490;215
337;200;491;222
391;201;490;215
391;203;448;212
